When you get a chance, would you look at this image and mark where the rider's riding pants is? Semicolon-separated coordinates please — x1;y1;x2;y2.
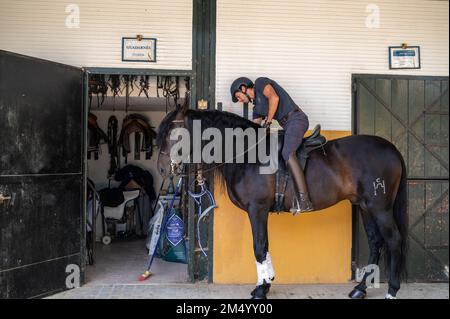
281;111;309;161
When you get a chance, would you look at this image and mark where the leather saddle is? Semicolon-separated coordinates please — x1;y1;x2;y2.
88;113;108;160
118;114;157;162
271;125;327;212
277;124;327;170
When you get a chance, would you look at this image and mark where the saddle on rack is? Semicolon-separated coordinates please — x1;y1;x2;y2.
118;114;157;162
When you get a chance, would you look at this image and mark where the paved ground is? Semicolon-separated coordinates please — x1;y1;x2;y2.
87;240;187;284
49;239;448;299
48;283;448;299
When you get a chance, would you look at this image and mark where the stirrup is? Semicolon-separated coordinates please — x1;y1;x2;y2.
290;195;313;215
290;197;302;216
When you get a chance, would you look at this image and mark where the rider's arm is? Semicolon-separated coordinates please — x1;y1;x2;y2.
263;84;279;124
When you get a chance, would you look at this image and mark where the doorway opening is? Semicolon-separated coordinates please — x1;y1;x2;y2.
84;68;192;285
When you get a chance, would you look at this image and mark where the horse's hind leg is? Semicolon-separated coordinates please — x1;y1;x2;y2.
247;204;272;299
372;209;403;299
349;207;384;299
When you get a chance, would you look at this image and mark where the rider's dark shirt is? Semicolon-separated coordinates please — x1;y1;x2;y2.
251;77;306;121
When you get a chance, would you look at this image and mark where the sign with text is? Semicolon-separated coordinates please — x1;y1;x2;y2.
389;46;420;69
122;37;157;62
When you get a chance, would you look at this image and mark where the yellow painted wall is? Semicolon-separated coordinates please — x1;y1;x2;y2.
213;131;353;284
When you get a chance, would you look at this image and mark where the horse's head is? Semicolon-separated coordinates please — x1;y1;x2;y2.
156;106;189;177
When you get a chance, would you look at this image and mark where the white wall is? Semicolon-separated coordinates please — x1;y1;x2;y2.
216;0;449;131
0;0;192;69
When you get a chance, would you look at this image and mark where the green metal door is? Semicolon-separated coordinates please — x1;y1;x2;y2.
353;74;449;282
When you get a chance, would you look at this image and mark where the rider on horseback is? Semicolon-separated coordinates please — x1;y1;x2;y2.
230;77;313;213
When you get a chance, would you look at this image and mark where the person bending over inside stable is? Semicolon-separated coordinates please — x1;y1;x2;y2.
230;76;313;213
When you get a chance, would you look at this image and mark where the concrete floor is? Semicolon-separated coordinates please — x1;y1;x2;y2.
48;282;448;299
87;239;188;284
48;239;448;299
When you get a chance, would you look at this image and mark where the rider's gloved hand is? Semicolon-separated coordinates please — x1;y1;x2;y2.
263;120;272;133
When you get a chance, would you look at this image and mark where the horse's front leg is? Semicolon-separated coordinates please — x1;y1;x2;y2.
248;204;272;299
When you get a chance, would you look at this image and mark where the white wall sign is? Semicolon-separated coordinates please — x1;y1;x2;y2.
122;37;157;62
389;46;421;69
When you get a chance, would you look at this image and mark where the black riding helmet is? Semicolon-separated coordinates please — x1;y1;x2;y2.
230;77;254;103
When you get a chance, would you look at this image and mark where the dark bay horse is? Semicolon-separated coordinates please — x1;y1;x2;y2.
156;107;408;299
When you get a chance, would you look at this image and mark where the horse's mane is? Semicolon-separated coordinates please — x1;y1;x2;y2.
156;109;266;186
157;108;262;147
186;109;260;131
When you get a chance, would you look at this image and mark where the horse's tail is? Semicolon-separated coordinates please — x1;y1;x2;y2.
391;152;409;280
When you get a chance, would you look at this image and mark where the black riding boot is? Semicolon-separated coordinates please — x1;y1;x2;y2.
286;153;313;213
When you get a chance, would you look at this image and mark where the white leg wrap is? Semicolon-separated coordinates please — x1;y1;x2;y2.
385;293;397;299
256;260;272;286
266;252;275;280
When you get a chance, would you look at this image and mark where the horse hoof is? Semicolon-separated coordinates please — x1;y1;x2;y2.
348;288;367;299
385;293;397;299
251;295;267;300
263;284;271;294
251;285;269;299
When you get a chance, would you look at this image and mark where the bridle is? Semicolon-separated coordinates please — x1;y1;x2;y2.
159;117;271;177
158;119;187;176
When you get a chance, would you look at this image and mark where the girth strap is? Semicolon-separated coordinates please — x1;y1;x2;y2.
273;170;289;212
